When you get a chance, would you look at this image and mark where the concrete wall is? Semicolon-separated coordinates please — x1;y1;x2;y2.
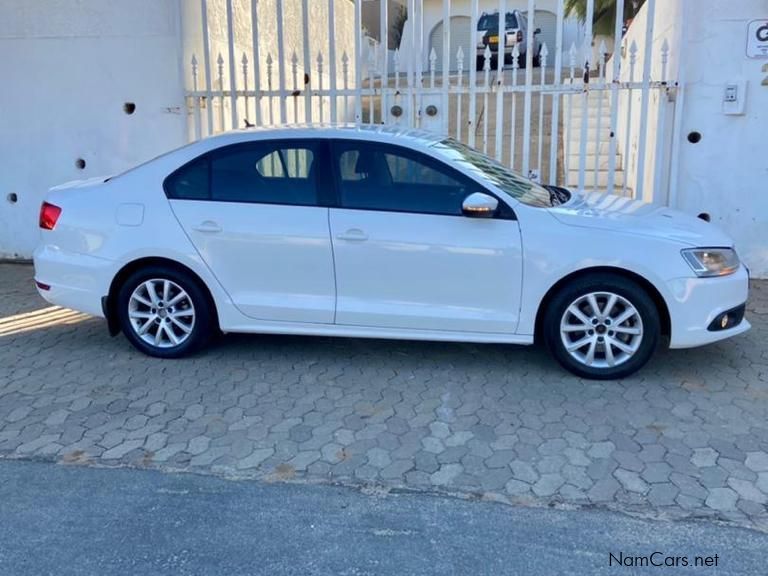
673;0;768;277
610;0;682;204
0;0;187;259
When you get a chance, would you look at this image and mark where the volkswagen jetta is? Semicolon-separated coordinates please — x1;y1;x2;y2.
33;125;750;379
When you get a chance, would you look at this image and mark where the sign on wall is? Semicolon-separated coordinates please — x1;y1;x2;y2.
747;20;768;58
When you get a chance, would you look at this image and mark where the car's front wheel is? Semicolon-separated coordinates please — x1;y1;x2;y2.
116;266;213;358
543;274;660;379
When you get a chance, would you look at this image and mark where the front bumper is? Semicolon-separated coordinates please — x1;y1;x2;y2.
33;245;113;318
666;266;751;349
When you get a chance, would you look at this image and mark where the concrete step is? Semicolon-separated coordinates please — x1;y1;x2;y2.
562;140;618;155
564;127;614;141
586;95;613;108
562;90;612;103
566;116;617;128
562;100;611;119
565;169;625;188
565;153;623;170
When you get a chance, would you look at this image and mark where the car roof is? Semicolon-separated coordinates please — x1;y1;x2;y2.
197;123;447;151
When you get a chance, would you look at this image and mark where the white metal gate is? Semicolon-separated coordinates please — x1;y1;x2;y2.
185;0;676;201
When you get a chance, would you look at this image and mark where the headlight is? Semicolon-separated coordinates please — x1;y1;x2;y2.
681;248;740;277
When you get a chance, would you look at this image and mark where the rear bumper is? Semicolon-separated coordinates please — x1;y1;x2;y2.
32;245;113;318
478;46;517;56
477;41;523;56
666;267;751;349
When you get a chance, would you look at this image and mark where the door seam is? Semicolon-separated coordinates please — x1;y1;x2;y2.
326;208;339;324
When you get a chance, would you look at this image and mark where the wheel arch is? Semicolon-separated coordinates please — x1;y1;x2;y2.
533;266;671;343
105;256;220;336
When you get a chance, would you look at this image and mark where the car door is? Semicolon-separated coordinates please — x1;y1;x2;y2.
328;139;523;334
166;139;336;324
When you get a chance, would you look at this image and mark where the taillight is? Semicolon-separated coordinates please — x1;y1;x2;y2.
39;202;62;230
517;30;523;42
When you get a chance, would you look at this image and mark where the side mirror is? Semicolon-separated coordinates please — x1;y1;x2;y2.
534;27;542;35
462;192;498;218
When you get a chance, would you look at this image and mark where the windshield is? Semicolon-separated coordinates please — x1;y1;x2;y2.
432;138;553;208
477;13;519;32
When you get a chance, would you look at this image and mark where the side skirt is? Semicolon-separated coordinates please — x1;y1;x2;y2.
218;320;534;345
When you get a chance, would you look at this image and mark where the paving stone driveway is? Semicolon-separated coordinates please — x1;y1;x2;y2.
1;263;767;530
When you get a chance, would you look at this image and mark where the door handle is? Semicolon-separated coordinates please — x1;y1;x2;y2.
192;221;222;233
336;228;368;242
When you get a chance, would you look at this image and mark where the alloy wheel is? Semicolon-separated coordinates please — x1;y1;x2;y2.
559;291;644;369
127;278;196;348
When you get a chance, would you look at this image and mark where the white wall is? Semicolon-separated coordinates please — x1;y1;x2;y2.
610;0;682;204
672;0;768;277
612;0;767;277
0;0;187;259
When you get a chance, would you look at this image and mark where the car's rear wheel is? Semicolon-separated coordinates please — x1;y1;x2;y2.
543;274;660;379
116;266;213;358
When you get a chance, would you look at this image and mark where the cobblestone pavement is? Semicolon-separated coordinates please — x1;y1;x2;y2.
1;263;767;530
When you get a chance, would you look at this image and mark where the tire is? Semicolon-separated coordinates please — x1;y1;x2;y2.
543;274;660;380
116;265;214;358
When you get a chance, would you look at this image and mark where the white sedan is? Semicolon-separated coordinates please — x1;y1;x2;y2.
33;125;750;379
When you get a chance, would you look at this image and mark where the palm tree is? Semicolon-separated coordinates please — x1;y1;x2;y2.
564;0;646;37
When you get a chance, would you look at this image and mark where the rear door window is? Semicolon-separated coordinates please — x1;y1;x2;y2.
211;142;319;205
164;140;323;206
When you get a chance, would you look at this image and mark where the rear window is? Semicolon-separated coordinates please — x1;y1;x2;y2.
477;12;518;32
211;144;317;205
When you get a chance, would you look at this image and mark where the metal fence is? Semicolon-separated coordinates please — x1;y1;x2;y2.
185;0;675;199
